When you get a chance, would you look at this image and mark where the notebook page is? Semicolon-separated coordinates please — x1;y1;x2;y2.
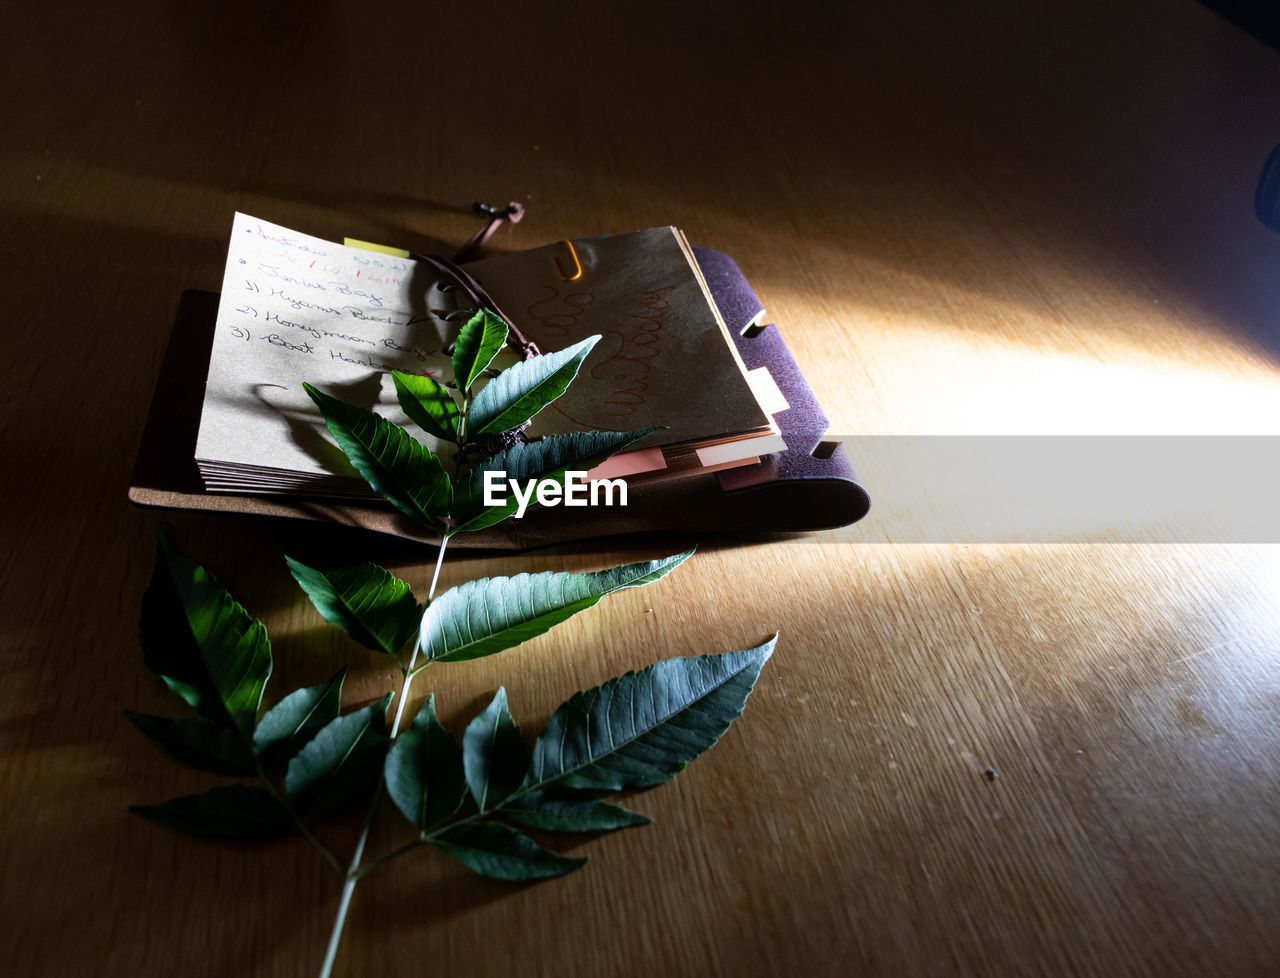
195;213;452;479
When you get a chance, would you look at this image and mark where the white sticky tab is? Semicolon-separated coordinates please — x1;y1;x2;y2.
747;367;789;416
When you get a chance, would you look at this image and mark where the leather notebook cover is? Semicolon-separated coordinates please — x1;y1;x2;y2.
128;248;871;549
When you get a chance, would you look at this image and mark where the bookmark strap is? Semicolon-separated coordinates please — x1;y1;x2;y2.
453;201;525;263
412;251;542;360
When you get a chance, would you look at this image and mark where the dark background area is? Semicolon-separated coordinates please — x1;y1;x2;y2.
1204;0;1280;49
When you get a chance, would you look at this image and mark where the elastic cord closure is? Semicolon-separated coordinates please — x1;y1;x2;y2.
454;201;525;263
412;250;542;361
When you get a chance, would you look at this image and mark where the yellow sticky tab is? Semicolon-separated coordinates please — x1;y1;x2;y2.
343;237;411;258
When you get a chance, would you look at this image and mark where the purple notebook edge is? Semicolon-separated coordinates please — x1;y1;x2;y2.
693;248;869;513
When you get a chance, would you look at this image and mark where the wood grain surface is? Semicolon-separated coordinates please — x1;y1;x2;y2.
4;2;1280;976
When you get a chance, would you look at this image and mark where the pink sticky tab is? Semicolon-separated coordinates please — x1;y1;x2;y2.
588;448;668;481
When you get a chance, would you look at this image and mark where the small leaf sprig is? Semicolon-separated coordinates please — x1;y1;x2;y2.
129;309;775;977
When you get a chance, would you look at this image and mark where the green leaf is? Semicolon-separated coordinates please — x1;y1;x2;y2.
124;712;256;776
253;667;347;763
139;530;272;734
285;557;421;656
419;551;692;665
303;383;451;528
524;638;775;793
384;695;467;830
451;427;662;534
393;370;461;442
130;785;292;839
463;689;528;812
502;792;649;833
468;336;600;436
452;309;509;393
432;821;586;880
284;694;392;818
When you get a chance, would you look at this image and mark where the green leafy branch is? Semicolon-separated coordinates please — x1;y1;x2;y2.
128;309;775;978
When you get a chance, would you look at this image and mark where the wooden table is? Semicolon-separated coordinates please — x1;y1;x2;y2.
4;2;1280;975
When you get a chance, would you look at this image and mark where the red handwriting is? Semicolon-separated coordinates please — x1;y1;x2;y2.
524;285;595;339
547;285;672;425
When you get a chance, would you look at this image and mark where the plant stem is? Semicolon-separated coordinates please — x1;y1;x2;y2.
351;837;426;881
317;782;379;978
345;783;539;881
342;812;479;883
317;536;451;978
258;767;343;877
428;533;451;600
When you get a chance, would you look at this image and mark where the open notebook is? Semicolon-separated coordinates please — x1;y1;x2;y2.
195;214;784;497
